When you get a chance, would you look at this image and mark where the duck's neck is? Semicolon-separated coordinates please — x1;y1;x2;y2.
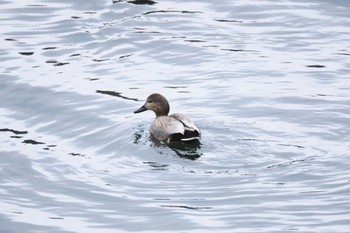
155;112;168;118
155;100;170;117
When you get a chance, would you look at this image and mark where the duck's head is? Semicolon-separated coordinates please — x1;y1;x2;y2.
134;93;170;117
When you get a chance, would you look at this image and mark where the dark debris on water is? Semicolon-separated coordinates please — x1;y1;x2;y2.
18;52;34;56
22;139;45;145
306;64;326;68
0;128;28;135
96;90;139;101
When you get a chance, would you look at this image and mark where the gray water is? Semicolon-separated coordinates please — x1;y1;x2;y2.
1;0;350;232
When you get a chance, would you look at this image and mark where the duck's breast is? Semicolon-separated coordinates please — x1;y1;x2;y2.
150;116;184;141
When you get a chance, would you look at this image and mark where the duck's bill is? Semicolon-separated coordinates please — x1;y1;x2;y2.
134;105;147;114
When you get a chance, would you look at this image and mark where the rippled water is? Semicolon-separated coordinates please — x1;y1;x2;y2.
1;0;350;232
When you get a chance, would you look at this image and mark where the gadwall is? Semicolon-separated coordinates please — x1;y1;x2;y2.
134;93;201;143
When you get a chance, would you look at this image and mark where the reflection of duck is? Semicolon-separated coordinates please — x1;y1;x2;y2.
149;133;202;160
134;93;201;143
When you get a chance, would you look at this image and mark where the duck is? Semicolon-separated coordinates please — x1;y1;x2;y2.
134;93;201;143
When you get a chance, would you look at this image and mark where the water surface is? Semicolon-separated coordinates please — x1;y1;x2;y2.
1;0;350;232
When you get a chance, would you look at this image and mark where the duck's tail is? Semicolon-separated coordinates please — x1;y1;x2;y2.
168;129;200;143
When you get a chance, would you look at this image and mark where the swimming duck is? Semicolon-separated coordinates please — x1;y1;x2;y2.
134;93;201;143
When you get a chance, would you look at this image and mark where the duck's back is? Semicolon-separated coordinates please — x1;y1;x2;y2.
150;114;200;142
170;113;200;134
170;113;201;142
150;116;184;141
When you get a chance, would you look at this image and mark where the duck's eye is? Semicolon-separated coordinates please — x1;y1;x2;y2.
148;100;153;103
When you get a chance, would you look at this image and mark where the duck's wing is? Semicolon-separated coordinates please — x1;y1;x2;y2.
150;116;184;141
169;113;200;135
